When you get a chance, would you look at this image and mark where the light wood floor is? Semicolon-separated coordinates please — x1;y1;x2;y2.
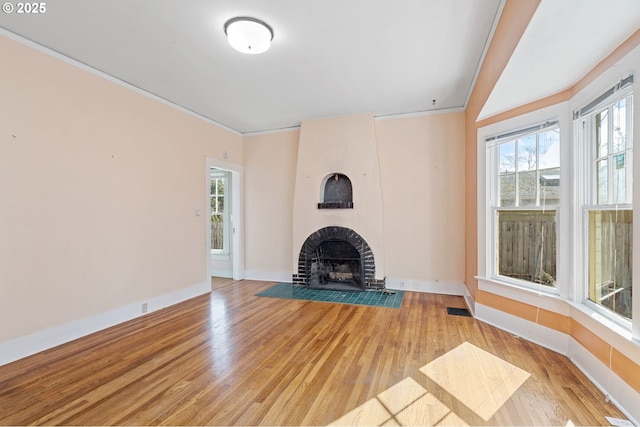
0;278;626;426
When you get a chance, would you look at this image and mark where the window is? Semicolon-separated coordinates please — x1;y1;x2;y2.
488;122;560;287
210;169;229;253
479;75;637;337
580;93;633;321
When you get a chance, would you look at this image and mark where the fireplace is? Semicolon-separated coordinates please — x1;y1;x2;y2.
293;226;385;291
292;114;386;290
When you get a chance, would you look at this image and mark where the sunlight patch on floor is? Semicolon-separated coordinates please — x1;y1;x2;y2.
328;376;466;426
328;396;393;426
377;377;428;414
394;392;452;426
420;342;530;421
328;341;531;426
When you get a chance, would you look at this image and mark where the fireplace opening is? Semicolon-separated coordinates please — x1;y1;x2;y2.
309;239;363;291
293;226;385;291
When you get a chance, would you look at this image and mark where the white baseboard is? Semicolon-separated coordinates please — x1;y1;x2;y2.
475;303;569;355
243;270;292;283
568;337;639;425
385;278;466;295
475;303;638;425
0;280;211;367
463;285;476;316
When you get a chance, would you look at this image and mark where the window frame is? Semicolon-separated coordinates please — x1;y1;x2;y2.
486;121;561;292
576;89;634;328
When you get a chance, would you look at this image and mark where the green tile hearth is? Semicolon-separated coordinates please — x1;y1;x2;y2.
256;283;403;308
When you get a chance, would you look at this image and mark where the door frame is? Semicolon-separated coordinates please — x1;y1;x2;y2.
206;157;243;280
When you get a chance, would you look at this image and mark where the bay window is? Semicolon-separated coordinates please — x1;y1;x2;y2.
480;71;638;345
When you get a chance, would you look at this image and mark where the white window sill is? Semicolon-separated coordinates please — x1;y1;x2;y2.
566;299;634;343
476;275;566;313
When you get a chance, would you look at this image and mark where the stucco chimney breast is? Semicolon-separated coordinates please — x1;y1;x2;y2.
292;113;385;289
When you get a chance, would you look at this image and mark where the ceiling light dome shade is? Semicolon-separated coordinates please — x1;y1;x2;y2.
224;17;273;54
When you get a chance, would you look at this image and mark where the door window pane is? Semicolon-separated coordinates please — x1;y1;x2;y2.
210;172;227;251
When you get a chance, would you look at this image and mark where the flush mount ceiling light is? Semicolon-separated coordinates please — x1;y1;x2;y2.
224;17;274;54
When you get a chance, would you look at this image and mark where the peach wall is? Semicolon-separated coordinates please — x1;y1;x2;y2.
0;35;241;343
376;113;465;283
243;130;299;278
242;112;466;286
464;0;541;298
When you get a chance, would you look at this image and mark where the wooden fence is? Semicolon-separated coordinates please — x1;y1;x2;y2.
497;210;557;285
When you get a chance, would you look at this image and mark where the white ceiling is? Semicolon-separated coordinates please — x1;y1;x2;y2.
481;0;640;120
0;1;639;134
0;0;501;133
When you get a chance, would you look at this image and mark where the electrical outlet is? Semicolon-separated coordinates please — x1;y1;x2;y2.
142;303;148;313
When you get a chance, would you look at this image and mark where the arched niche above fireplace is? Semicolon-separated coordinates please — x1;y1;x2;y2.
318;173;353;209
